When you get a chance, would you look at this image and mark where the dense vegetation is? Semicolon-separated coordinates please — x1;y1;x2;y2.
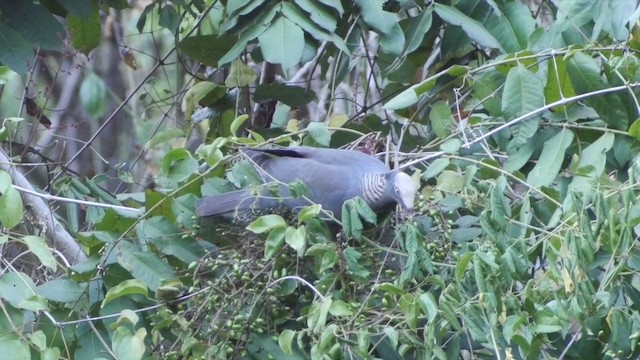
1;0;640;359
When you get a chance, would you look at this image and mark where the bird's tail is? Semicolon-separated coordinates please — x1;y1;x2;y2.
196;190;256;217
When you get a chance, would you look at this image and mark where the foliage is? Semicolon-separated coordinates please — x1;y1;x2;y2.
2;0;640;359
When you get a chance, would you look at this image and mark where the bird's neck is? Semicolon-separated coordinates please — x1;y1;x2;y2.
361;173;387;205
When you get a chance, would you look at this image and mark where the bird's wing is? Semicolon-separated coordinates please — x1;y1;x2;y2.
246;146;389;172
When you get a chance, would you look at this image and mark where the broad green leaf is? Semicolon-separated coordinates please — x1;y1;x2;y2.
440;138;461;153
502;65;545;119
473;69;505;115
400;293;419;330
116;242;177;291
278;329;295;355
545;56;576;107
0;335;30;359
225;60;256;88
0;272;36;307
403;9;433;55
434;3;502;50
297;204;322;222
317;0;344;15
436;170;464;193
229;114;249;136
354;0;397;34
485;1;535;52
306;122;331;146
136;217;204;264
280;3;349;54
80;73;107;118
418;292;438;322
259;16;304;70
112;326;146;360
247;214;287;234
265;226;286;258
629;118;640;141
328;300;352;316
561;132;615;213
382;327;398;349
219;5;279;66
527;129;574;188
0;0;65;51
37;279;85;303
253;83;316;107
422;158;450;179
22;235;56;271
144;129;185;149
285;225;306;257
179;34;238;68
67;11;101;54
429;101;454;138
294;0;337;32
102;279;148;308
502;65;544;151
0;172;23;229
567;52;629;129
0;22;34;74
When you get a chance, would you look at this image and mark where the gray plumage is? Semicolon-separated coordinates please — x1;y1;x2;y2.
196;146;416;220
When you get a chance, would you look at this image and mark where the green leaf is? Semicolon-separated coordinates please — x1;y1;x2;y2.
0;334;30;359
265;226;287;258
0;22;34;74
418;292;438;322
429;101;454;138
328;300;353;316
159;4;180;32
136;217;204;264
0;0;65;51
422;158;450;179
485;2;535;52
102;279;148;308
297;204;322;222
440;138;461;153
0;272;37;307
219;5;279;66
306;122;331;146
67;10;101;54
179;34;238;68
22;236;56;271
278;329;295;355
434;3;502;50
280;3;349;54
112;325;146;360
285;225;306;257
80;73;107;118
527;129;574;188
567;52;629;129
403;9;433;55
229;114;249;136
258;16;304;70
144;128;185;149
116;242;178;291
253;83;316;107
225;60;257;88
436;170;464;193
37;279;85;303
247;214;287;234
0;171;23;229
502;65;544;151
294;0;337;33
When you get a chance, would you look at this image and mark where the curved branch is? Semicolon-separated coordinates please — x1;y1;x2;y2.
0;148;87;264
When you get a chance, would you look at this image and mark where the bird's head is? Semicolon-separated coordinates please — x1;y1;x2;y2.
391;172;417;212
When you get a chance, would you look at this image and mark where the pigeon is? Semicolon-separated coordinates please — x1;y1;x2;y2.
196;146;417;220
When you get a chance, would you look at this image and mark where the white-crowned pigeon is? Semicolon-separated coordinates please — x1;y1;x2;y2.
196;146;417;220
